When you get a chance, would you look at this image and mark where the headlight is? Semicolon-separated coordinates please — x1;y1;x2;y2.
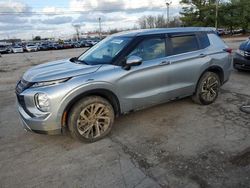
31;78;70;88
35;93;50;112
237;49;245;56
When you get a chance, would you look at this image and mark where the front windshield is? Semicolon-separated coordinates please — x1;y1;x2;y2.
78;36;132;65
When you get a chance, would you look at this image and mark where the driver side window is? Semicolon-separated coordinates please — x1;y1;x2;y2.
128;37;166;61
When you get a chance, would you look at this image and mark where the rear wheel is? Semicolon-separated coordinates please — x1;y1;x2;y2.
192;72;221;105
68;96;115;142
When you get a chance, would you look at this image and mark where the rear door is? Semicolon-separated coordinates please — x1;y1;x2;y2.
161;32;211;98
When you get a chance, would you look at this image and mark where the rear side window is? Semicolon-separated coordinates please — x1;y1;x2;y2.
197;33;210;49
170;35;199;55
207;33;227;48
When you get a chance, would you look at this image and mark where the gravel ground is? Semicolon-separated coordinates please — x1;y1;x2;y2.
0;38;249;188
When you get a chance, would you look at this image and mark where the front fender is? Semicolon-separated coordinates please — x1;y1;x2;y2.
56;81;120;124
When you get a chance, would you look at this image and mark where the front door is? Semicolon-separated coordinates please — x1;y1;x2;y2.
115;35;173;111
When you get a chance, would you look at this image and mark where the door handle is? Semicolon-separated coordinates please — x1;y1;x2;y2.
159;60;171;66
199;53;207;58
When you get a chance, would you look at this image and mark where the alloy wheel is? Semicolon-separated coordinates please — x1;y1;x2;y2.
200;75;219;102
76;103;111;139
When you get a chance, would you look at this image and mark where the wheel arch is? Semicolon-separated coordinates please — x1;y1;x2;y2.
195;65;224;93
61;89;121;128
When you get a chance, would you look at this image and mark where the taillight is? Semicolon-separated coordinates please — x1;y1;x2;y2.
223;48;233;54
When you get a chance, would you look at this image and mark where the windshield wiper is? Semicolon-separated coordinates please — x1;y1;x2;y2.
70;57;89;65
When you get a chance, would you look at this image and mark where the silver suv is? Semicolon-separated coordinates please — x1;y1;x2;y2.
16;27;232;142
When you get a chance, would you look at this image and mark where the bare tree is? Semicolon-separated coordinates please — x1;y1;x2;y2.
138;14;182;29
138;16;147;29
146;15;155;28
155;15;166;28
169;17;182;27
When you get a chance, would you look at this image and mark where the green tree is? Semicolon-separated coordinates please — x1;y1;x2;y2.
33;36;41;40
237;0;250;32
181;0;250;32
180;0;217;27
218;1;240;33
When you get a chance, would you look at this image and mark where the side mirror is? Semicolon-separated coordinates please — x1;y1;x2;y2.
126;55;142;66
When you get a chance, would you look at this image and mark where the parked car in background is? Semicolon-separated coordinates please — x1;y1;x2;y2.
25;44;38;52
72;42;81;48
16;27;232;142
217;29;225;36
79;40;91;47
39;43;50;51
234;37;250;70
63;42;72;49
86;40;98;46
0;45;11;54
11;45;24;53
50;43;59;50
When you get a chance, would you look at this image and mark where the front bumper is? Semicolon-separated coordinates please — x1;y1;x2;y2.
233;53;250;70
18;103;62;135
15;81;68;135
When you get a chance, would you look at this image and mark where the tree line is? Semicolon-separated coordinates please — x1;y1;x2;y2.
180;0;250;33
137;0;250;33
138;15;182;29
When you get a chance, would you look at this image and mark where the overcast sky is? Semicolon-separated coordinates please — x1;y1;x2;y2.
0;0;181;40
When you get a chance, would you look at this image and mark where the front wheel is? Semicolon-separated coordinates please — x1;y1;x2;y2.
68;96;115;142
192;72;221;105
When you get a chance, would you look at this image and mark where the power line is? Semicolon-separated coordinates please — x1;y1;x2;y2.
0;8;165;15
0;11;92;15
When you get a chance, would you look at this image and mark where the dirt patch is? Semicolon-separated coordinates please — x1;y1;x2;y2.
157;149;250;188
231;147;250;167
189;175;209;188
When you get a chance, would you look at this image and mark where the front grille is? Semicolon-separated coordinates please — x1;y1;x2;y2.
16;79;33;94
244;51;250;59
16;94;35;117
16;94;25;108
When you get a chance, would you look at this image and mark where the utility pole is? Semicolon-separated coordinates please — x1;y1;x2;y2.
98;17;102;39
215;0;219;29
165;1;172;28
73;24;81;41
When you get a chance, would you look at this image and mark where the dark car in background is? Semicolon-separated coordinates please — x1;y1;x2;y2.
234;38;250;70
79;40;91;47
38;43;50;51
0;45;11;54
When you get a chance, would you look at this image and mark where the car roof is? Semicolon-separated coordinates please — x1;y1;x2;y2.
112;27;216;37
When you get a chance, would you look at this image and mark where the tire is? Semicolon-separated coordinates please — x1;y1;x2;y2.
192;72;221;105
68;96;115;142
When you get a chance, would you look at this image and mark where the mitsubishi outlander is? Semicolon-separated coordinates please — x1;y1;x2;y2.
16;27;232;142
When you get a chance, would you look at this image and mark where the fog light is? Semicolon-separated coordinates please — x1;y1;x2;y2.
35;93;50;112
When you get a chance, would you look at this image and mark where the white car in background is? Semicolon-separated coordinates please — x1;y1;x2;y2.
25;44;38;52
11;45;24;53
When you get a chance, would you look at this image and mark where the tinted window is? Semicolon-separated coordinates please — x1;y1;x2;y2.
170;35;199;55
198;33;210;49
128;38;166;61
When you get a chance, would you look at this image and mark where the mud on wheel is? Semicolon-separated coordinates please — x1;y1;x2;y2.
192;71;221;105
68;96;115;142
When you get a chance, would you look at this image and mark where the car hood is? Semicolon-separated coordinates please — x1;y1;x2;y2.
23;59;101;82
240;39;250;51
